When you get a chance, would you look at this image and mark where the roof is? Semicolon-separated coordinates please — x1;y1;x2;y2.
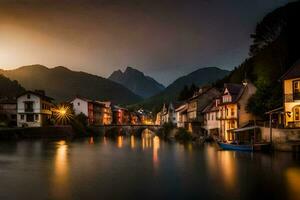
202;99;219;113
280;59;300;80
224;83;244;95
17;90;54;101
219;83;246;105
175;103;188;113
189;86;220;101
233;126;260;133
72;95;93;102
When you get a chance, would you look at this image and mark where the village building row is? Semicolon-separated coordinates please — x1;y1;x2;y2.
157;60;300;146
0;92;152;128
156;81;258;141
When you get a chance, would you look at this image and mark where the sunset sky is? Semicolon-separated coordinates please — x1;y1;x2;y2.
0;0;292;85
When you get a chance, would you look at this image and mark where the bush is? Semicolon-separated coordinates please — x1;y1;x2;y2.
156;122;175;139
175;128;192;141
70;113;89;137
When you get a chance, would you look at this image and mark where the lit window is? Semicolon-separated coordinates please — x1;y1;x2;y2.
293;80;300;100
295;107;300;121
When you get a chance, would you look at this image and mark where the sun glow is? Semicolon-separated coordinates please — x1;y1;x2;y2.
53;105;73;125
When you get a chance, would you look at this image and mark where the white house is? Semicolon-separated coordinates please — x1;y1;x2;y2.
71;96;91;116
70;96;112;125
161;103;176;125
17;90;54;127
202;99;220;137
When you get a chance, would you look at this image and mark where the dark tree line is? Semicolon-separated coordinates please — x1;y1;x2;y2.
215;1;300;118
177;83;199;101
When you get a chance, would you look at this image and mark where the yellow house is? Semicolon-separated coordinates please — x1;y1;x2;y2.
281;62;300;128
218;81;257;141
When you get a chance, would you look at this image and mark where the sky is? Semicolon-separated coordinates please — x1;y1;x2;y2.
0;0;293;86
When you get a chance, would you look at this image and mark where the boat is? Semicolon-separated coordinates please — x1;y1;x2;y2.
217;141;270;151
217;125;271;152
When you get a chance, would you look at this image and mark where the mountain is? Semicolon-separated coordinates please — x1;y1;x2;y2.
133;67;230;110
0;74;25;98
109;66;165;98
0;65;142;104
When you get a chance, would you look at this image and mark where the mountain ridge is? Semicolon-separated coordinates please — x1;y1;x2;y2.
131;67;230;110
109;66;165;98
0;65;142;104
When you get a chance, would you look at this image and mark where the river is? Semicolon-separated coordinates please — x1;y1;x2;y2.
0;131;300;200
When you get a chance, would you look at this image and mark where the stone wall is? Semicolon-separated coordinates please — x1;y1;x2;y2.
260;127;300;151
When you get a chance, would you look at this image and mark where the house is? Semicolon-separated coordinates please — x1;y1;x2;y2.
186;86;220;133
161;103;176;125
17;90;54;127
137;108;153;125
155;111;162;125
0;98;17;126
218;81;256;141
202;98;220;137
71;96;112;125
175;103;188;128
112;105;130;125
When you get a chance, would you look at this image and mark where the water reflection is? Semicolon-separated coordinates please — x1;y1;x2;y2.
286;168;300;200
51;140;70;199
153;136;160;168
130;135;135;149
117;136;123;148
142;130;152;149
1;137;300;200
89;137;94;144
205;144;237;192
218;151;237;191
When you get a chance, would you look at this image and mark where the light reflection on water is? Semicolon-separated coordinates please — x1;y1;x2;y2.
0;131;300;200
51;140;69;200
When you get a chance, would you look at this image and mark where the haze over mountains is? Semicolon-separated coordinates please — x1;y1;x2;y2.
109;66;165;98
0;65;229;107
0;65;142;104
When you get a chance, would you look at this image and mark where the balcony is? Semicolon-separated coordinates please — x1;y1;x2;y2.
25;108;34;112
285;93;300;102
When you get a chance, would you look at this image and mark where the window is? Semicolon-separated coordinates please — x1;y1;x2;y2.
293;80;300;100
26;114;34;122
231;108;235;116
78;102;80;106
35;114;39;121
21;114;24;120
27;94;31;99
294;107;300;121
25;102;34;112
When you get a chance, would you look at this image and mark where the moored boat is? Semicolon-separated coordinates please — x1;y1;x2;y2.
217;125;271;152
217;141;270;151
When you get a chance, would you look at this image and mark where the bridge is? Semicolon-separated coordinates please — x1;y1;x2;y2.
92;124;162;136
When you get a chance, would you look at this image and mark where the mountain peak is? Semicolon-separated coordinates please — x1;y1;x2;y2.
109;67;165;98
